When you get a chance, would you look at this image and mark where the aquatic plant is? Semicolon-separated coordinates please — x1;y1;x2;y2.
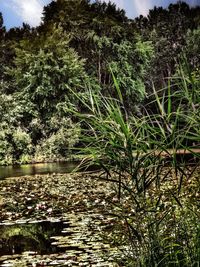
72;64;200;266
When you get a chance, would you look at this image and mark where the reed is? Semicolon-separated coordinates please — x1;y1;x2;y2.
71;64;200;266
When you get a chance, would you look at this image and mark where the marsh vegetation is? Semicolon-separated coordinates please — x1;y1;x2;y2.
0;0;200;266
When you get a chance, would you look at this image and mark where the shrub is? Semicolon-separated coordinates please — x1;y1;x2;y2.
34;118;80;161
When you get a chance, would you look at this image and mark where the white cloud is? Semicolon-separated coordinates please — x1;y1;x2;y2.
132;0;152;17
9;0;44;26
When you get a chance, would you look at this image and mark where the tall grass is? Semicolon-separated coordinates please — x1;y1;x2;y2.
72;65;200;266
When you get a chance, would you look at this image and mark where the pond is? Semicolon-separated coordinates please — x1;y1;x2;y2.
0;162;78;180
0;213;120;266
0;220;66;256
0;164;119;266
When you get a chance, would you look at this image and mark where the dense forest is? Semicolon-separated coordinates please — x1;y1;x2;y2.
0;1;200;266
0;0;200;165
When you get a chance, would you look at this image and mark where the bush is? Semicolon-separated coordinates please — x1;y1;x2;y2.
0;132;13;166
34;118;80;161
12;127;33;161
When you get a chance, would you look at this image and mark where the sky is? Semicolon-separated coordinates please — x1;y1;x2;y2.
0;0;200;29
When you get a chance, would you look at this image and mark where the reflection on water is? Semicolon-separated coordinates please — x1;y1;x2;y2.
0;162;78;180
0;220;65;256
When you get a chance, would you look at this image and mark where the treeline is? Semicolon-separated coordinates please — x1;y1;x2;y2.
0;0;199;165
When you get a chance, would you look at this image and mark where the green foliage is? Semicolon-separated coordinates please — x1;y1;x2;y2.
12;127;32;163
73;66;200;266
135;2;200;89
185;28;200;69
35;118;80;161
0;123;13;165
0;2;200;266
0;0;199;167
7;27;87;119
0;122;32;165
0;27;86;164
0;94;27;126
83;32;154;108
110;38;154;106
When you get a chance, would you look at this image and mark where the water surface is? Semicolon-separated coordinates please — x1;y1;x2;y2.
0;162;78;180
0;220;65;256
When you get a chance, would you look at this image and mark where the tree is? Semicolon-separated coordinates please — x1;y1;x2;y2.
110;38;154;109
134;2;200;88
0;12;6;85
2;26;88;158
7;27;88;122
185;28;200;69
40;0;133;84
